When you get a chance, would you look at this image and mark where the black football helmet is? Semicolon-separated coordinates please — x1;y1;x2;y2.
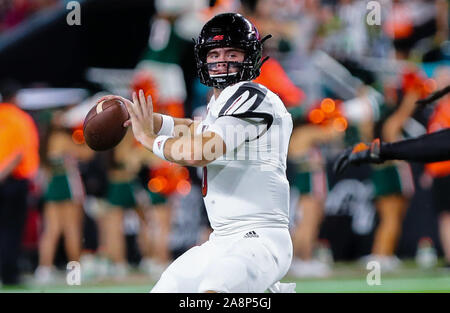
194;13;271;89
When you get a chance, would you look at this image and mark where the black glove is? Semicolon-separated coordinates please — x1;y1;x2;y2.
333;139;383;175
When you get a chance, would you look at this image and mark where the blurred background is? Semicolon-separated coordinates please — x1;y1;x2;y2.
0;0;449;292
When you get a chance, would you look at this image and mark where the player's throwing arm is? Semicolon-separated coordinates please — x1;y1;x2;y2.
95;90;226;167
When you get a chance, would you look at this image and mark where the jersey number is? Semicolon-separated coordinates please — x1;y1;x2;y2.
202;166;207;197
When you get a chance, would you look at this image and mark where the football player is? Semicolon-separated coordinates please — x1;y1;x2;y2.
333;85;450;171
98;13;295;293
334;82;450;268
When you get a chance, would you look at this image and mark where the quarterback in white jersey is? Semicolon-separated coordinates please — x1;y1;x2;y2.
98;13;295;293
198;80;293;236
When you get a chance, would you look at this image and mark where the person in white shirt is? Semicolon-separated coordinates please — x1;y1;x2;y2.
98;13;295;293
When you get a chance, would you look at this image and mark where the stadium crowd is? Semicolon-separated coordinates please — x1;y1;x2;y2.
0;0;449;287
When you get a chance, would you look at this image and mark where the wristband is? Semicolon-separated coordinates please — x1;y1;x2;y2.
157;114;175;136
153;135;172;161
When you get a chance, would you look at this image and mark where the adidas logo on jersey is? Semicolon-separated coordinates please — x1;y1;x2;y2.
244;231;259;238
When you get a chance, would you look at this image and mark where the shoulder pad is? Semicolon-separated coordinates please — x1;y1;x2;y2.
218;82;268;117
217;82;273;129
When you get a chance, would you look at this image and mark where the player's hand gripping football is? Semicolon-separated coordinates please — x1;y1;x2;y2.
125;89;155;146
96;90;155;148
333;138;383;175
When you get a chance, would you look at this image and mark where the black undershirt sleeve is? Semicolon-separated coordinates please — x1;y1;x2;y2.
380;128;450;163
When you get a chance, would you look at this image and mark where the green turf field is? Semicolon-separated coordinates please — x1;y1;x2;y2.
1;260;449;293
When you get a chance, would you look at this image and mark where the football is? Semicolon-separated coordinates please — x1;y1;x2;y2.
83;99;129;151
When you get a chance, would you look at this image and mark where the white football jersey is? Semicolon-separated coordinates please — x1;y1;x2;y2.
196;81;293;235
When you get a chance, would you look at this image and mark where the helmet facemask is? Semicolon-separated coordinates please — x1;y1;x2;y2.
196;42;260;89
206;61;243;88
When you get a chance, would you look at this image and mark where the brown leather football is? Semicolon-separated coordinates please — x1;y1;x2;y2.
83;99;129;151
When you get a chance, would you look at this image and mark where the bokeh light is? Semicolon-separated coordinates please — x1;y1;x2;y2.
321;98;336;113
424;79;437;94
309;109;325;124
333;117;348;132
176;180;191;196
72;129;85;144
148;176;168;193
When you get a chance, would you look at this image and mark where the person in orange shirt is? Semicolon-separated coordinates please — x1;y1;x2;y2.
253;57;304;108
0;80;39;286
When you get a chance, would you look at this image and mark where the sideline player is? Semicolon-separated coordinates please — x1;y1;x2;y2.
333;84;450;169
334;83;450;268
98;13;295;293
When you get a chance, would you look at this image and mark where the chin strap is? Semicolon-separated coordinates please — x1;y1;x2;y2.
260;56;270;67
258;34;272;69
261;34;272;44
